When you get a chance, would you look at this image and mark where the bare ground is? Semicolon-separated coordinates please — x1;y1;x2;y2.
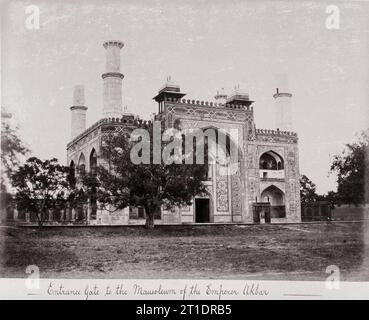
1;222;368;280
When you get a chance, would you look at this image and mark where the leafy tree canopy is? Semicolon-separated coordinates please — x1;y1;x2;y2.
1;115;29;193
300;174;319;205
330;130;369;205
11;157;73;227
94;124;209;228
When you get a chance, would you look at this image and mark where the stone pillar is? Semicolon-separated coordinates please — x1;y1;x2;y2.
48;209;54;222
25;212;30;223
85;203;90;224
71;208;76;222
66;207;70;221
13;208;18;220
121;206;130;224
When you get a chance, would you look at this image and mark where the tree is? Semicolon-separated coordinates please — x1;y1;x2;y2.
1;113;29;192
11;157;73;227
330;130;369;205
1;110;29;222
95;123;209;228
316;190;338;208
300;174;319;205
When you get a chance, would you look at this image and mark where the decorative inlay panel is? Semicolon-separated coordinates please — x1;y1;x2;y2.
216;164;229;212
231;168;242;216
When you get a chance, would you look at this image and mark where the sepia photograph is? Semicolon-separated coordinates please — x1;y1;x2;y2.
0;0;369;301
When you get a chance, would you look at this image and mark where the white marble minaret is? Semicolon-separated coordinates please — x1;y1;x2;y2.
102;40;124;118
214;88;227;105
273;88;293;131
70;85;87;139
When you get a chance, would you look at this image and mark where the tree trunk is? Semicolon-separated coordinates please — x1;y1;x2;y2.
145;206;155;229
145;213;154;229
37;201;46;229
37;211;44;229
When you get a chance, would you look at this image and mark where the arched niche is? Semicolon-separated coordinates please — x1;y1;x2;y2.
78;153;86;175
259;151;284;170
69;160;76;187
89;148;97;175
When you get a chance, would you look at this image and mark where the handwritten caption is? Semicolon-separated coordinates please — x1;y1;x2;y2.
46;282;269;300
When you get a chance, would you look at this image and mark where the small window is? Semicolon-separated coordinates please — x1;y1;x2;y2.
154;209;161;219
138;207;145;219
129;207;138;219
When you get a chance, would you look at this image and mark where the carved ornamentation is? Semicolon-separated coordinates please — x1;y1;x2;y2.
216;164;229;212
247;153;254;169
248;178;257;202
287;152;295;175
255;131;298;144
231;169;242;216
169;105;253;123
289;201;297;215
289;179;296;200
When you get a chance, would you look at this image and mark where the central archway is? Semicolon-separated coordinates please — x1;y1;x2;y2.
261;185;286;218
195;126;243;222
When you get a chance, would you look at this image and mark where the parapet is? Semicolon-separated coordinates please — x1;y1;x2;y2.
162;97;254;112
255;128;298;143
67;116;156;149
256;128;297;137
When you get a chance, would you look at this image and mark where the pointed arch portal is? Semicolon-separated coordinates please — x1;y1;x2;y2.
89;148;97;175
78;153;86;175
261;185;286;218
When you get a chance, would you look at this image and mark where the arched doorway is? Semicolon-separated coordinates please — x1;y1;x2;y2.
195;198;210;222
89;149;98;220
261;185;286;218
194;191;213;223
76;153;87;222
194;126;242;223
78;153;86;175
69;160;76;188
89;148;97;175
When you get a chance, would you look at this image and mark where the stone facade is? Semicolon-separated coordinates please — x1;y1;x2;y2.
64;40;301;226
66;84;301;225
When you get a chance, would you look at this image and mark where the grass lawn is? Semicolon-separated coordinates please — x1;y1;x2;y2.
1;222;369;280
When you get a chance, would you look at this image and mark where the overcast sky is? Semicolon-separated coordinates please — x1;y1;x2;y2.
1;0;369;193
